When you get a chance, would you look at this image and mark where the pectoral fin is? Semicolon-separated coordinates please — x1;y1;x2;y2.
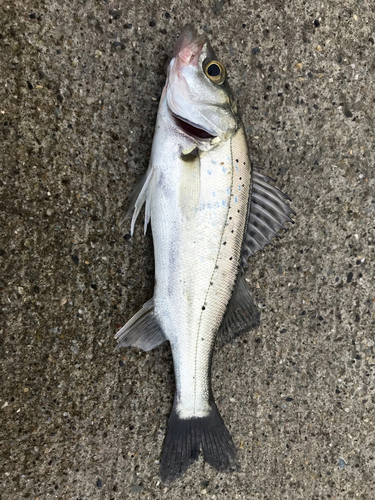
115;298;166;351
179;152;200;219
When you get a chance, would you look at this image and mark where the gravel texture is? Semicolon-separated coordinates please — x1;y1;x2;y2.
1;0;374;499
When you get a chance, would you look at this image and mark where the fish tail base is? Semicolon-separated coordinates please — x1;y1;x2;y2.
160;398;239;483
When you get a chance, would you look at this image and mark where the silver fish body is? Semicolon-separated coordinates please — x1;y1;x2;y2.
116;25;295;482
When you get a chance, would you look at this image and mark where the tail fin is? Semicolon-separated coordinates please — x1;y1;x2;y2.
160;399;239;483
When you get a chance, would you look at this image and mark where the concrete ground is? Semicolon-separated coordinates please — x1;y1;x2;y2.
1;0;374;498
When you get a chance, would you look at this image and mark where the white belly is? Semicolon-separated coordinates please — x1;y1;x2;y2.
151;127;251;417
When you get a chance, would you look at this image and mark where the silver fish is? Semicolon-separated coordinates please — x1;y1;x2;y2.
116;25;295;482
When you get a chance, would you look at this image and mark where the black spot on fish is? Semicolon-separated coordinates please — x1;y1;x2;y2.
202;306;206;310
229;217;232;220
229;257;233;260
223;241;227;245
236;159;239;163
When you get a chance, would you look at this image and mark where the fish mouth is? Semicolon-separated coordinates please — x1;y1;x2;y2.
173;25;206;64
172;113;216;140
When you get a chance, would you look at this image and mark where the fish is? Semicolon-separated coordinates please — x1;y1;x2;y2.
115;25;295;482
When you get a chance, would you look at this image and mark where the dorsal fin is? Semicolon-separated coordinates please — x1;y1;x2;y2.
216;170;295;347
216;276;260;347
241;169;296;265
115;298;166;351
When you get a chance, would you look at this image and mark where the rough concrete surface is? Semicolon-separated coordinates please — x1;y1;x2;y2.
1;0;374;499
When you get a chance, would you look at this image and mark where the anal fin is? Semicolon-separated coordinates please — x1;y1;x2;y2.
216;276;260;347
115;298;166;351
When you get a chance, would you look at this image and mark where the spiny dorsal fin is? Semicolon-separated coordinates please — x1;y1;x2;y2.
241;169;296;265
216;276;260;347
115;298;166;351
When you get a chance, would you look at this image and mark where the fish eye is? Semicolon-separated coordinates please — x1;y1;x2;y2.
204;60;226;85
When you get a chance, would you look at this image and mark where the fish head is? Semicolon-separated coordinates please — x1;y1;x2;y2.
165;25;239;149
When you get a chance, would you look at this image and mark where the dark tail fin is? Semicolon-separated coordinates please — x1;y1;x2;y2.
160;399;239;483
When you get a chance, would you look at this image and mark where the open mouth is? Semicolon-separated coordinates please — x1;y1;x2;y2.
173;114;216;140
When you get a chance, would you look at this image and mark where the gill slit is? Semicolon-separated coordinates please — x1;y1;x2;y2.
192;136;234;413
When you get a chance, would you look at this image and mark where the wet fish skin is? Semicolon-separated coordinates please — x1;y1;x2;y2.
116;25;295;482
